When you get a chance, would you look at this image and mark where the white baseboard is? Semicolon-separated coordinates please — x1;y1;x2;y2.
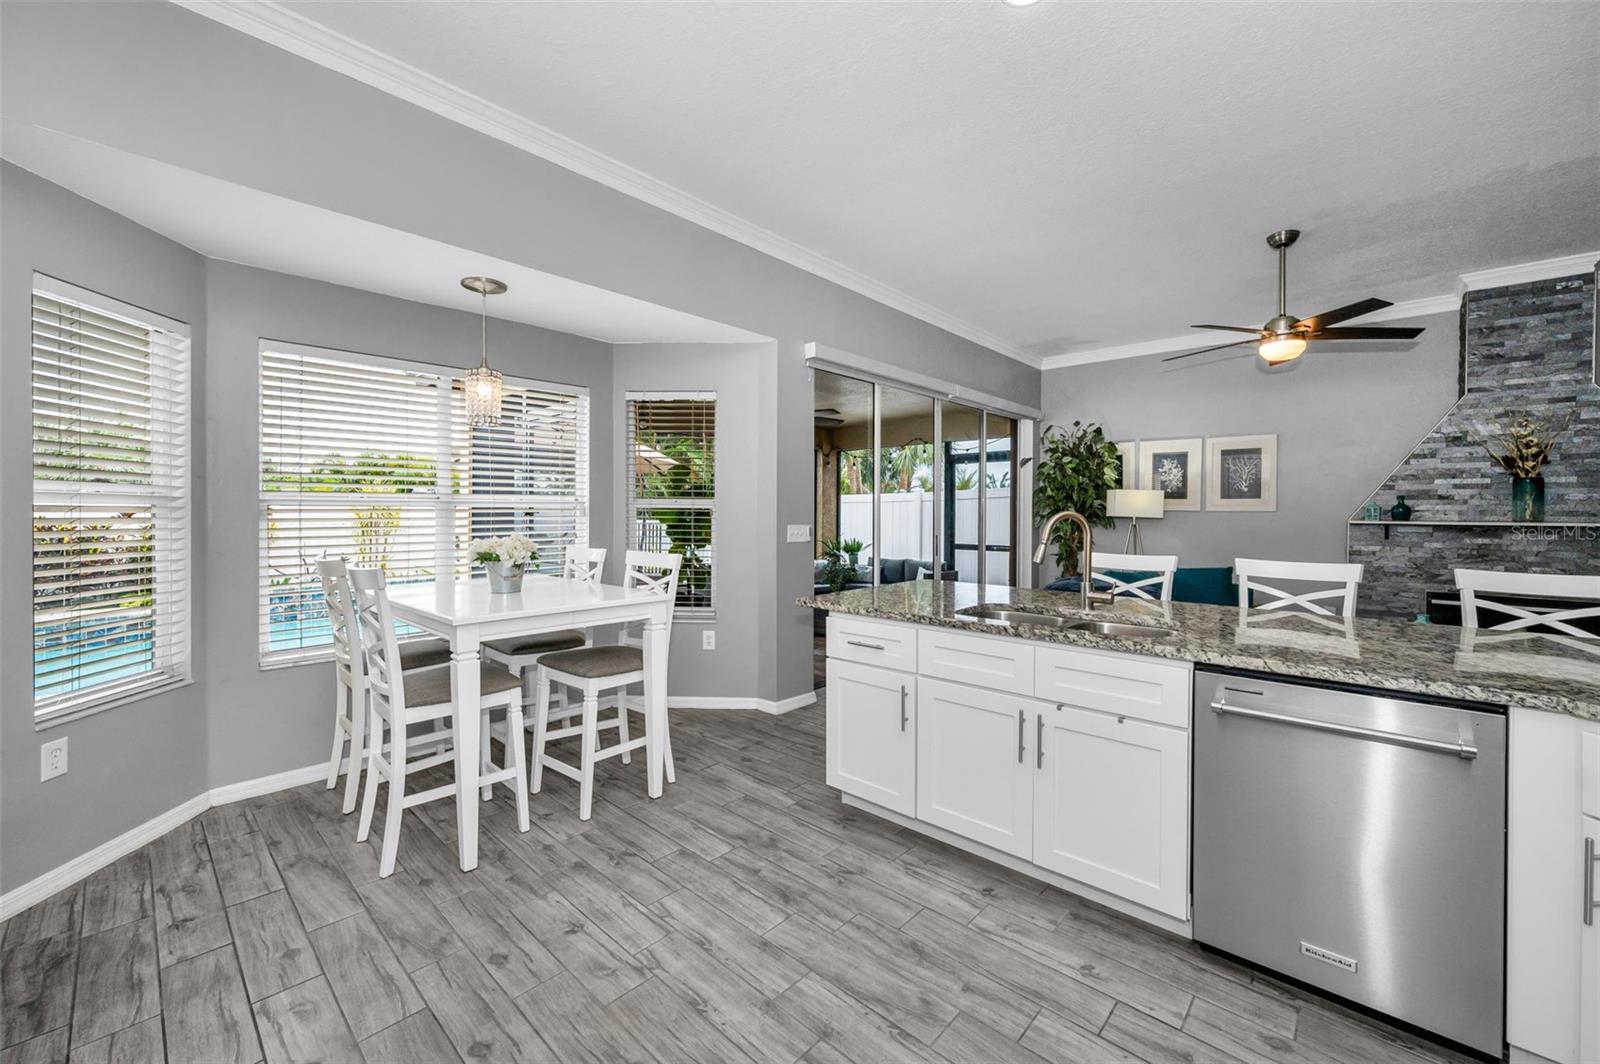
1;761;329;921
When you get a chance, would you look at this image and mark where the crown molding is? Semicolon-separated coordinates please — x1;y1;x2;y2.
171;0;1035;367
1458;250;1599;293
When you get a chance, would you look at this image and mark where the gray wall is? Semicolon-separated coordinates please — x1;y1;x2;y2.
2;0;1041;711
610;343;770;699
1038;310;1460;581
1;164;211;892
203;262;615;789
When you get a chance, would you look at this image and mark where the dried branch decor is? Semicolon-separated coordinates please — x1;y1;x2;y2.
1483;415;1569;478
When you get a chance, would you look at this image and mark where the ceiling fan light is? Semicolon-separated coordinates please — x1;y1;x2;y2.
1258;336;1307;364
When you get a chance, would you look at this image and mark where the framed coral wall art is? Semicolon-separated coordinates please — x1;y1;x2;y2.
1206;434;1277;512
1139;437;1202;511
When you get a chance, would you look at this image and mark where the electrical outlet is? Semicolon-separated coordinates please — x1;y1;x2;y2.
702;630;716;651
41;737;68;781
786;524;812;543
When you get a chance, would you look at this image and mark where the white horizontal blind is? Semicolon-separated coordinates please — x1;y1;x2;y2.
626;392;715;617
260;345;588;663
32;283;192;718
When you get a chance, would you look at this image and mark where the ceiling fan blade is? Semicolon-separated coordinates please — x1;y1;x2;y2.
1295;297;1392;333
1312;325;1425;341
1191;324;1263;334
1162;337;1259;363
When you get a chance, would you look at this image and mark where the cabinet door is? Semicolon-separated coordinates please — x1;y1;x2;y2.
826;659;916;816
1583;815;1600;1064
915;678;1034;859
1033;703;1188;918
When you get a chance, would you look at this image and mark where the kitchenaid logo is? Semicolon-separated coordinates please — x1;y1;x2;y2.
1511;527;1597;542
1300;941;1359;973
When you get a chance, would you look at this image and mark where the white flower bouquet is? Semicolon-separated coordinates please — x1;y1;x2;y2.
470;534;538;592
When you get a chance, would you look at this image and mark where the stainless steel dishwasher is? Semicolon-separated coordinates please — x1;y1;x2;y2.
1192;668;1506;1057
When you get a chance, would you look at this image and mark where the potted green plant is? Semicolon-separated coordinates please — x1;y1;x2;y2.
1032;420;1121;575
1483;414;1569;522
838;537;867;567
818;538;855;593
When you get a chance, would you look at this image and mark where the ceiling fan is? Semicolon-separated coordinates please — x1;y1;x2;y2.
1163;229;1424;365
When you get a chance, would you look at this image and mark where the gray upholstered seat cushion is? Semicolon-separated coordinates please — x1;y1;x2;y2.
538;645;644;679
484;630;586;656
398;637;452;671
402;661;522;707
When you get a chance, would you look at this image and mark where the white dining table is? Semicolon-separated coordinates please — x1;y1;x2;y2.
385;574;673;871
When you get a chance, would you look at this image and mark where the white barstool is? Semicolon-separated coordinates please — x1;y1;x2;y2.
316;558;452;815
531;551;680;820
1089;551;1179;604
1235;558;1363;617
482;546;612;757
349;567;529;877
1454;568;1600;638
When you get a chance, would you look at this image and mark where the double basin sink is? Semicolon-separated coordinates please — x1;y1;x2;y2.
956;604;1173;639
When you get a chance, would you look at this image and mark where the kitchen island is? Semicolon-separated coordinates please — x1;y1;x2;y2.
799;581;1600;1064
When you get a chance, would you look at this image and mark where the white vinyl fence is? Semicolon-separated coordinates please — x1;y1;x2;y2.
839;489;1012;583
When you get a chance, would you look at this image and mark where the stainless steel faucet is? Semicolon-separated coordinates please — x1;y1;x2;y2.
1033;510;1111;612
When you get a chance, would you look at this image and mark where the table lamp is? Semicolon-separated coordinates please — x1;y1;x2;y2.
1106;489;1164;554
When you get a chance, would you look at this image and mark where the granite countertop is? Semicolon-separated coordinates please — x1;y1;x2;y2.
798;582;1600;721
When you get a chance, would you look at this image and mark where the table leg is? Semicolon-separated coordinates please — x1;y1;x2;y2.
451;637;482;871
643;609;669;798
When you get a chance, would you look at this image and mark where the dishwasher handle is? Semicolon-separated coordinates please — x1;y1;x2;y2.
1209;699;1479;760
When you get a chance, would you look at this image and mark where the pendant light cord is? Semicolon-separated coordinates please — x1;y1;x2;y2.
480;286;489;369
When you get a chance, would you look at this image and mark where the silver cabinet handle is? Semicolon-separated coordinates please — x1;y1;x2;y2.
900;685;908;732
846;639;885;651
1017;709;1026;763
1036;713;1044;769
1210;699;1479;760
1586;836;1598;927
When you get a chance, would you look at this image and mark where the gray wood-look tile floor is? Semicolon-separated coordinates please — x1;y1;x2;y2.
2;699;1481;1064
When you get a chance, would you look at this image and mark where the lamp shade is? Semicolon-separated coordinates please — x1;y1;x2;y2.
1106;488;1165;520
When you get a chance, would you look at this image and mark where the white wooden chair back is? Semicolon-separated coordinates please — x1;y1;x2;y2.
316;558;362;685
1090;552;1178;604
1236;558;1363;618
624;550;682;640
1454;569;1600;639
566;545;607;587
348;567;408;714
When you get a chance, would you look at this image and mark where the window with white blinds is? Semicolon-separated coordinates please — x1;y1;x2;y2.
32;278;192;720
260;344;588;663
625;392;715;617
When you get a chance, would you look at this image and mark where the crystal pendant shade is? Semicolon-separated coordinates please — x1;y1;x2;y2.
460;275;507;427
464;362;503;427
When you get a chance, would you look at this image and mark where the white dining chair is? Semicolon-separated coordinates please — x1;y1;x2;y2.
1235;558;1364;617
482;546;609;757
531;550;680;820
1089;551;1179;604
1454;569;1600;638
348;567;529;877
316;558;453;815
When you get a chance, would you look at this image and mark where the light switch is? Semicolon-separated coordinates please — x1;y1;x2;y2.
786;524;812;543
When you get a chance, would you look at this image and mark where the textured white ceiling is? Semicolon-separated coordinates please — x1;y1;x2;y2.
274;2;1598;358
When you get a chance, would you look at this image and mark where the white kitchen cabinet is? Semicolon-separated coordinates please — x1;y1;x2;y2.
1507;707;1600;1064
826;658;916;816
1033;702;1189;918
915;678;1036;859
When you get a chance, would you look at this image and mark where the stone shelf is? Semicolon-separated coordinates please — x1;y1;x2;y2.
1349;520;1600;527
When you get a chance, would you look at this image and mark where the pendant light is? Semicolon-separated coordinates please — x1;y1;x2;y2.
461;275;507;427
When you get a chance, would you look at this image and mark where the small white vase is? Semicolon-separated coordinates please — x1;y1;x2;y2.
485;561;525;593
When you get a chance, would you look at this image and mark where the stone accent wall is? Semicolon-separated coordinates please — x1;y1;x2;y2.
1352;268;1599;618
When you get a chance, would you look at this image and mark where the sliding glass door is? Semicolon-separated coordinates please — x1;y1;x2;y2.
814;367;1023;589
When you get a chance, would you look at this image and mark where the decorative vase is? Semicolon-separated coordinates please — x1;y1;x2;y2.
1389;496;1412;522
485;561;525;593
1511;476;1545;523
848;551;860;567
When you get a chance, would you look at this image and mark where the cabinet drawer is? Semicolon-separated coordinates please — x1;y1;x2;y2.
1034;645;1191;728
828;615;917;672
1584;731;1600;820
917;627;1035;696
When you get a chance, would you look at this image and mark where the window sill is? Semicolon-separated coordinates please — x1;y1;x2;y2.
260;649;335;671
35;677;196;732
